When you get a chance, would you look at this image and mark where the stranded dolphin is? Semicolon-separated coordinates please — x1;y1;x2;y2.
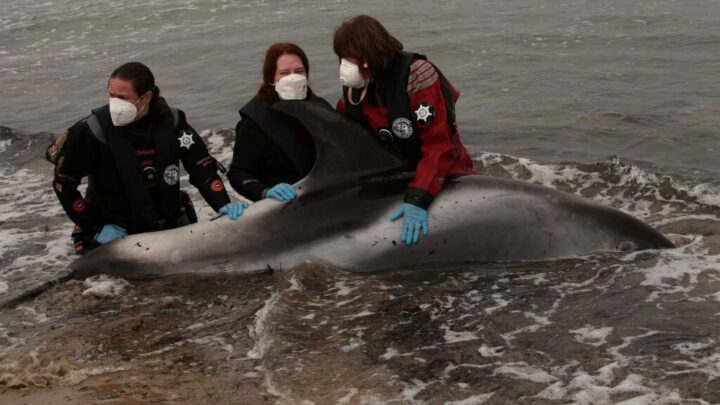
60;100;673;281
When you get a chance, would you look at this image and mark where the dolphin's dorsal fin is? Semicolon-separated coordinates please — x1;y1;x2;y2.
272;100;408;192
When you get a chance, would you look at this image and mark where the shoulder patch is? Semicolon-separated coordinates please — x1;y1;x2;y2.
407;60;438;95
414;103;435;125
45;130;69;164
178;131;195;150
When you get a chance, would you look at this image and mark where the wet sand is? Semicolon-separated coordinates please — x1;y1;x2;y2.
1;274;279;404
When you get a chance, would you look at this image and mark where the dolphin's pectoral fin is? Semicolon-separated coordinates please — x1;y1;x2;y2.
272;101;409;192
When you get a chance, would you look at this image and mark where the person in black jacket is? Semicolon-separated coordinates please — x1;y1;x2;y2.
49;62;248;254
227;42;330;202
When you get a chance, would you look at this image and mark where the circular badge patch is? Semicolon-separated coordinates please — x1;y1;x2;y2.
391;117;414;139
142;165;158;186
211;179;225;192
72;198;85;213
163;164;179;186
378;128;394;144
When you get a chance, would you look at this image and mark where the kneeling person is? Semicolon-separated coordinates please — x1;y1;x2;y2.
227;42;331;202
49;62;247;254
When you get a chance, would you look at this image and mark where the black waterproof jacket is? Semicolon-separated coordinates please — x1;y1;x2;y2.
53;97;230;235
227;92;330;201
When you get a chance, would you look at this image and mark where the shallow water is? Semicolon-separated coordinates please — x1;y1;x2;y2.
1;0;720;403
2;0;719;175
1;127;718;403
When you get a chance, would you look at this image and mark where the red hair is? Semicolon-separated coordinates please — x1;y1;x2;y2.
257;43;310;101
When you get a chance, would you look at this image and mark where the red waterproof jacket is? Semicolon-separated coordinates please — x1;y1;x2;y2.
337;57;475;209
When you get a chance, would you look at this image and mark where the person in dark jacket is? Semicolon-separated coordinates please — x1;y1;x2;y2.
333;15;475;245
227;43;330;202
50;62;248;254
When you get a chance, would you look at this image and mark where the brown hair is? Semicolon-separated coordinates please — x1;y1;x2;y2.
333;15;403;81
257;43;310;101
110;61;160;101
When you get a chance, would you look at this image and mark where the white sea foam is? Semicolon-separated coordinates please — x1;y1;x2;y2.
474;153;720;224
442;325;480;344
0;226;74;297
687;182;720;207
380;347;401;360
247;291;280;360
336;387;359;405
333;279;356;297
477;344;504;357
516;273;549;285
0;138;11;153
668;339;720;380
288;273;303;291
571;325;614;347
539;331;670;402
444;392;494;405
64;365;129;385
493;362;557;384
16;305;49;324
669;352;720;380
186;322;207;331
188;336;233;353
0;167;65;222
335;296;361;308
672;339;716;356
634;250;720;302
401;378;431;402
81;275;130;297
344;309;373;319
483;293;510;314
0;228;37;259
340;336;363;352
521;311;553;332
0;326;25;357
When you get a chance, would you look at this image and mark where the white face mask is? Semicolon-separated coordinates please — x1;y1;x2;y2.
339;59;367;89
274;73;308;100
109;95;145;126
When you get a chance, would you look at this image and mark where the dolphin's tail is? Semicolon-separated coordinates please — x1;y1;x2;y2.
0;268;73;308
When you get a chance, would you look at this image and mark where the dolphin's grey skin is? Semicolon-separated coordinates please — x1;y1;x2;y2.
64;100;673;280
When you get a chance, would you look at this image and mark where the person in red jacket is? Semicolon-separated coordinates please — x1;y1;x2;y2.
334;15;475;245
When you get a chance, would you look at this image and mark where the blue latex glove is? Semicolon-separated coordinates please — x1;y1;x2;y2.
219;201;249;220
389;203;429;245
265;183;297;201
95;224;128;245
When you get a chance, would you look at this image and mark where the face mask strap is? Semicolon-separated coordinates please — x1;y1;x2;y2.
134;93;148;117
347;85;368;106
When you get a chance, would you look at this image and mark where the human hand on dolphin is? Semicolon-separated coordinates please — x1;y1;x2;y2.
265;183;297;201
390;203;429;245
95;224;127;244
219;201;249;220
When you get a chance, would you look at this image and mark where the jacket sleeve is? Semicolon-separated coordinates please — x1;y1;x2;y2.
176;110;231;212
227;117;270;202
404;59;460;210
52;121;101;234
